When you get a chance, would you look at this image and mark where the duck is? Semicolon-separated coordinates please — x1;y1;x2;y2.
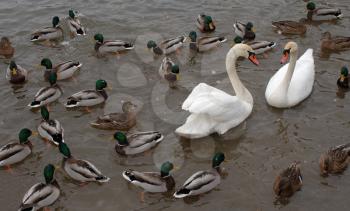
306;2;342;21
114;131;163;155
337;66;349;89
233;36;276;55
64;79;108;108
147;36;186;56
319;143;350;177
174;152;225;198
233;21;256;41
28;72;62;108
40;58;82;81
320;32;350;51
67;10;86;37
188;31;226;52
196;14;216;32
57;138;110;183
38;106;64;146
273;162;302;198
159;57;180;88
272;21;307;35
175;44;259;139
90;101;137;130
94;33;134;56
265;42;315;108
19;164;60;211
0;128;34;168
0;37;14;59
6;60;28;84
30;16;63;42
122;161;175;201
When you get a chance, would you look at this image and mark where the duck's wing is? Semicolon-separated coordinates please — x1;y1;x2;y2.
21;183;52;205
198;36;226;45
40;120;63;135
128;131;163;148
160;36;185;49
315;8;342;17
123;170;163;185
34;87;59;101
0;142;24;159
68;90;99;101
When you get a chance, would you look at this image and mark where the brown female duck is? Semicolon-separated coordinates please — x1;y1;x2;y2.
321;32;350;51
272;21;307;35
273;162;302;198
319;143;350;176
0;37;14;59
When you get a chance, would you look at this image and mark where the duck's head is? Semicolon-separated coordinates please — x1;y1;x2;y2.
48;72;57;86
96;79;107;90
233;36;243;44
94;33;104;43
245;22;254;31
122;101;137;113
231;44;259;66
52;16;60;28
44;164;56;184
58;142;71;158
0;37;11;47
114;131;128;146
41;58;53;69
160;161;174;177
319;154;329;177
188;31;197;42
281;41;298;64
19;128;33;144
147;40;157;49
69;10;75;19
9;61;18;75
40;106;50;121
204;15;215;30
171;64;180;74
341;66;348;77
212;152;225;168
306;2;316;11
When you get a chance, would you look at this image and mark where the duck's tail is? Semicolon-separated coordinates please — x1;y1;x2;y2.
173;188;190;198
96;175;110;183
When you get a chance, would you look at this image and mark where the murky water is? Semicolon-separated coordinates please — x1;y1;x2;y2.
1;0;350;210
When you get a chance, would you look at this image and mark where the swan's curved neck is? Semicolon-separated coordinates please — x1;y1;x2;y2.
226;49;253;105
281;50;298;92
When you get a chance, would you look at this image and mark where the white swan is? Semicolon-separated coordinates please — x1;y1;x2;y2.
175;44;259;139
265;41;315;108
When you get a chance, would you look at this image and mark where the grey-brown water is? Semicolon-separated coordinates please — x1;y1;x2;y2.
1;0;350;210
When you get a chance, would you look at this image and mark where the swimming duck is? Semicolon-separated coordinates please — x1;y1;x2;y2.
321;32;350;51
319;143;350;177
337;66;349;89
6;60;28;84
174;152;225;198
233;21;256;41
114;131;163;155
94;33;134;56
196;14;216;32
67;10;86;37
159;57;180;88
188;31;226;52
272;21;307;35
90;101;137;130
273;162;302;198
38;106;64;146
122;161;175;201
57;139;110;183
28;72;62;108
30;16;63;42
233;36;276;55
41;58;82;81
19;164;60;211
0;128;34;168
64;79;108;108
306;2;342;21
147;36;186;56
0;37;14;59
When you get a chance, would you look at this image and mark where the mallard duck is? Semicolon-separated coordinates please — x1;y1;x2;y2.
41;58;82;81
30;16;63;42
174;152;225;198
319;143;350;177
19;164;60;211
6;61;28;84
306;2;342;20
38;106;64;146
114;131;163;155
321;32;350;51
0;128;34;167
122;161;175;201
147;36;186;56
0;37;14;59
188;31;226;52
159;57;180;88
28;72;62;108
273;162;302;198
233;36;276;55
90;101;137;130
272;21;307;35
64;79;108;108
67;10;86;37
57;139;110;183
196;14;216;33
94;33;134;56
233;21;256;41
337;66;349;89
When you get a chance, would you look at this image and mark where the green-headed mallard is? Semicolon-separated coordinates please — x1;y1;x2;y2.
0;36;14;59
319;143;350;177
0;128;34;167
196;14;216;33
67;10;86;37
28;72;62;108
114;131;163;155
38;106;64;146
30;16;63;42
233;36;276;55
41;58;82;81
337;66;349;89
233;21;256;41
273;162;302;198
64;79;108;108
57;139;110;183
94;33;134;56
90;101;137;130
159;57;180;88
6;60;28;84
174;152;225;198
272;21;307;35
321;32;350;51
306;2;342;21
147;36;186;56
188;31;226;52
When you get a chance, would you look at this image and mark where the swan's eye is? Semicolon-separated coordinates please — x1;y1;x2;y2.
283;49;291;55
248;51;255;56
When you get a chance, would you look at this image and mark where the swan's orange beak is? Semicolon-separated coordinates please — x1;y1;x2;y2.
248;52;259;66
280;50;290;64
